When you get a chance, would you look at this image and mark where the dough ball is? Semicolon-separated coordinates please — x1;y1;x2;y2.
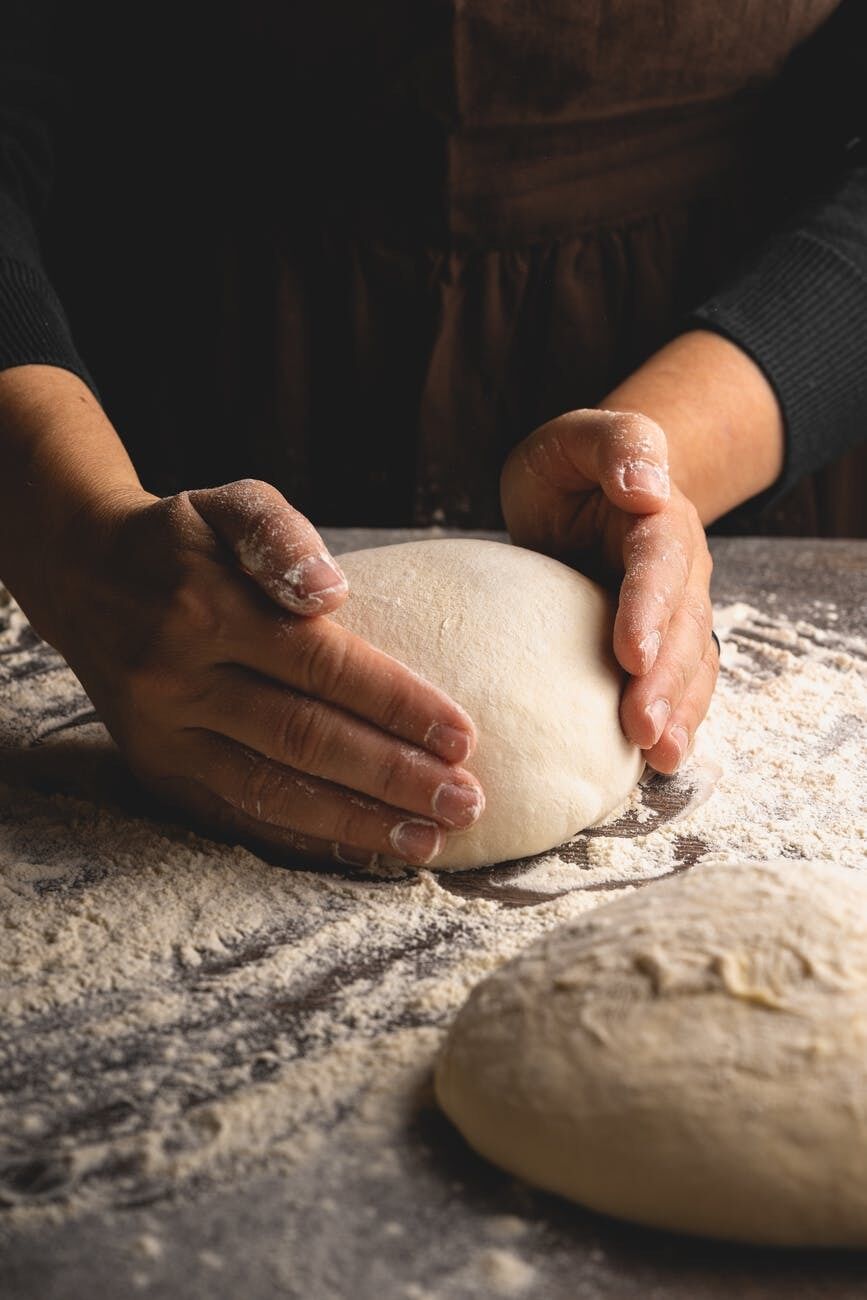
332;539;642;871
435;860;867;1245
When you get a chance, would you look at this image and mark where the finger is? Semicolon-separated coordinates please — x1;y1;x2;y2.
251;826;385;872
501;409;670;553
226;599;478;763
643;638;720;774
228;817;387;873
620;578;714;750
190;731;448;866
187;479;348;616
144;769;381;870
190;665;485;829
613;506;695;676
592;410;671;512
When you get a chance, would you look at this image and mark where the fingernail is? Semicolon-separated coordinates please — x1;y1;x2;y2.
639;630;661;673
275;553;347;612
292;553;347;597
425;723;473;764
390;819;444;864
621;460;670;498
333;844;379;869
646;698;671;745
670;724;689;766
431;782;484;828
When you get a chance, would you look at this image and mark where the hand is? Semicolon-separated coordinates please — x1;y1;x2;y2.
501;409;718;773
44;479;484;867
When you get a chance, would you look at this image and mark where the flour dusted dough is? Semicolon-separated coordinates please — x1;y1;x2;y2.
332;539;642;871
435;860;867;1245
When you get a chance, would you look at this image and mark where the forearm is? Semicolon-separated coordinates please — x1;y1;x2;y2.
0;364;151;637
600;329;784;525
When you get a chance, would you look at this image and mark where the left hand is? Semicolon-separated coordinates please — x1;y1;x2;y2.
501;408;719;773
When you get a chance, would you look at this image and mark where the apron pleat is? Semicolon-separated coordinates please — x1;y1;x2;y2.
206;0;848;531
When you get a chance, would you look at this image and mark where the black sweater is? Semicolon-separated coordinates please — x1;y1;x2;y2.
1;1;866;516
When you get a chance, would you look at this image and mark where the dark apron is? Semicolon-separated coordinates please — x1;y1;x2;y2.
60;1;856;534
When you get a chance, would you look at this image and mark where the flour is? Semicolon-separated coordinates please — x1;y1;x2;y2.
501;600;867;897
0;586;865;1243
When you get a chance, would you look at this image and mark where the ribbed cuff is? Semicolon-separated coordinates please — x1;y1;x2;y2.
684;229;867;516
0;257;98;397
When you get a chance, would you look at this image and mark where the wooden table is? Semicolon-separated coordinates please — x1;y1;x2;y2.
1;533;866;1300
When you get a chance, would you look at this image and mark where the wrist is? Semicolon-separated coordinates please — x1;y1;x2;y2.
0;365;152;641
37;485;158;654
600;330;785;524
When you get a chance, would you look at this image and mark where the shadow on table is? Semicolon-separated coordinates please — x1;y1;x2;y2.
411;1100;867;1299
0;726;718;907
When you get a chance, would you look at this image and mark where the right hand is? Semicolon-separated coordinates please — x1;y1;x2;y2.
41;479;484;868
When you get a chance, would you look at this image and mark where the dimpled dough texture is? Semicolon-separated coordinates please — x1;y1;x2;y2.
331;539;642;871
435;860;867;1246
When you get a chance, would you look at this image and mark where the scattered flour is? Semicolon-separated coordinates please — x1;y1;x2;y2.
475;1247;536;1294
0;585;865;1252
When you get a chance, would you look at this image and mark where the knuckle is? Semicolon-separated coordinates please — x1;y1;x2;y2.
661;537;690;590
703;644;721;686
626;515;657;552
165;574;226;643
239;481;304;531
230;478;288;518
331;799;376;849
239;756;280;821
276;696;329;772
235;476;271;497
161;490;194;531
610;409;667;452
678;708;701;742
377;680;413;736
691;527;713;579
682;594;711;642
521;425;564;482
302;629;349;699
704;544;714;577
671;655;692;700
377;750;408;805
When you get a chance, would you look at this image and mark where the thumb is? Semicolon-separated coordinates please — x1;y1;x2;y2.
592;409;671;514
187;479;348;616
502;409;670;551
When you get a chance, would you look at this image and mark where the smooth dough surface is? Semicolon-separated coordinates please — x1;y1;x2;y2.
435;860;867;1245
332;539;642;871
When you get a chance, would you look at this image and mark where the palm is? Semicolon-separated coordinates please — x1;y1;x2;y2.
503;476;630;586
501;408;718;779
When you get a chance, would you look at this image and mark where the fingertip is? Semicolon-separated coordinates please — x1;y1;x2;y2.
267;552;349;616
332;843;380;869
642;741;678;776
621;458;670;496
607;459;670;511
619;700;644;750
638;629;661;674
390;819;445;865
431;778;485;828
669;723;690;765
613;619;648;678
643;722;688;775
620;689;669;751
424;721;475;764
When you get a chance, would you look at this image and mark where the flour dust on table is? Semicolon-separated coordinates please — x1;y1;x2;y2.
0;568;865;1286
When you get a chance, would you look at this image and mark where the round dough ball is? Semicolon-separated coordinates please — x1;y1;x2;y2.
332;539;642;871
435;860;867;1245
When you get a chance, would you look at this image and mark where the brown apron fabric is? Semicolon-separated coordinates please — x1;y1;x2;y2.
210;0;854;533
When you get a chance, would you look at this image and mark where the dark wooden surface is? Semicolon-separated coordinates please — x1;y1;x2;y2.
1;533;866;1300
